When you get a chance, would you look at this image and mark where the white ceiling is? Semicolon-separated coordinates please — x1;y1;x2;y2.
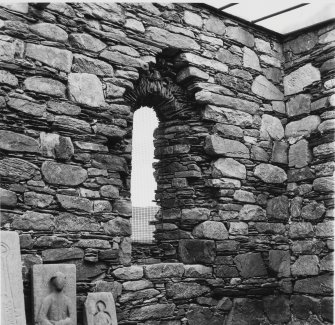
203;0;335;34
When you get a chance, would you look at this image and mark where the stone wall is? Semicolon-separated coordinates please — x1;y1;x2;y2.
0;3;333;324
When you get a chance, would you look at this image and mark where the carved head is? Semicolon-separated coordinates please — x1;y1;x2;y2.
96;301;106;312
50;271;66;292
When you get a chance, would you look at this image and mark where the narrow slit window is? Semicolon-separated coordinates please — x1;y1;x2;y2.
131;107;159;243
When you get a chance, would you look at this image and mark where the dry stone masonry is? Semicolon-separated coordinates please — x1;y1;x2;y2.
0;2;333;325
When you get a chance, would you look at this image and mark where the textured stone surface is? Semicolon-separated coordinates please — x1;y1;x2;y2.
29;23;68;42
301;201;325;220
8;97;47;117
252;75;284;100
26;43;72;72
179;239;215;264
289;222;314;239
243;47;261;71
239;204;266;221
260;114;284;140
0;188;17;207
57;194;92;212
313;176;334;192
285;115;321;138
129;304;175;321
226;26;254;47
0;158;38;181
0;70;18;86
263;295;290;324
291;255;319;276
144;263;184;279
24;77;66;97
289;139;312;168
254;164;287;183
0;130;39;153
68;73;105;107
103;217;131;236
113;266;143;280
12;211;55;231
267;195;289;221
284;63;321;95
69;33;106;52
193;221;228;240
204;15;225;34
72;54;114;76
213;158;246;180
286;94;311;117
234;252;267;278
271;141;288;164
294;274;333;295
166;282;209;300
269;250;290;277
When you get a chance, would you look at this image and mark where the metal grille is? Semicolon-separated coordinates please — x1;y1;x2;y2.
131;206;160;243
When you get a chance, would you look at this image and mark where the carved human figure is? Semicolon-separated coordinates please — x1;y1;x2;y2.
93;301;112;325
37;272;74;325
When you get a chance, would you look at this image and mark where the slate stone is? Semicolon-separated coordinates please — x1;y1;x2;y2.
288;167;314;182
96;123;126;140
24;77;66;97
234;252;267;278
12;211;55;231
113;265;143;280
320;58;335;73
47;100;81;116
125;18;145;32
72;54;114;76
8;97;47;117
176;66;209;83
321;297;333;322
313;176;334;192
289;222;314;239
213;158;246;180
179;239;215;264
187;305;225;325
93;200;112;213
301;201;325;220
57;194;92;212
40;132;74;160
29;23;68;42
56;213;100;232
0;188;17;207
0;158;38;181
254;163;287;183
252;75;284;100
24;191;53;208
100;50;147;69
192;221;228;240
233;190;255;203
213;123;243;139
255;223;285;234
100;185;119;198
318;119;335;133
239;204;266;221
251;145;269;162
291;295;320;320
260;114;284;140
225;26;255;47
54;116;91;134
144;263;184;279
285;32;318;54
122;279;153;291
42;161;87;186
294;274;333;295
128;304;175;321
69;33;106;52
93;154;128;173
119;288;159;303
228;222;248;235
269;250;290;277
313;142;335;158
315;221;334;238
286;94;311;117
204;135;249;158
227;298;264;325
291;255;319;276
284;63;321;96
68;73;105;108
75;239;110;249
289;139;312;168
320;253;333;272
263;295;290;324
34;235;70;248
184;264;212;278
291;240;325;255
25;43;73;72
0;69;18;86
285;115;321;138
204;15;225;34
266;195;289;221
42;247;84;262
166;282;209;300
216;48;241;66
103;217;131;236
319;29;335;44
243;47;261;71
271;141;288;164
113;200;131;216
0;130;40;153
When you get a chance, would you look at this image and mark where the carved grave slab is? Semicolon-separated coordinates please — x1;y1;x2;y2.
1;231;27;325
33;264;76;325
84;292;118;325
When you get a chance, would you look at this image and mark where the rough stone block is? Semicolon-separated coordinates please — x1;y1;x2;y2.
313;176;334;192
315;221;334;238
103;217;131;236
225;26;254;47
286;94;311;117
213;158;246;180
294;274;333;295
24;77;66;97
0;130;40;153
12;211;55;231
192;221;228;240
252;75;284;100
291;255;319;276
301;201;325;220
271;141;288;164
260;114;284;140
166;282;209;300
72;54;114;76
263;295;290;324
0;69;18;86
254;163;287;183
204;15;225;34
0;158;38;181
289;222;314;239
69;33;106;52
269;250;290;277
289;139;312;168
266;195;289;221
128;304;175;321
144;263;184;279
57;194;92;213
234;252;267;278
176;66;209;82
29;23;68;42
239;204;266;221
113;266;143;280
24;192;53;208
179;239;215;264
243;47;261;71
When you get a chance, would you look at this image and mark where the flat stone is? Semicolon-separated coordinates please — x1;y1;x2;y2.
290;196;303;218
0;69;18;86
229;222;248;235
294;274;333;295
291;295;320;320
68;73;105;108
193;221;228;240
8;97;46;117
286;94;311;117
24;77;66;97
196;90;259;114
260;114;284;140
29;23;68;42
318;119;335;133
184;264;212;278
57;194;92;212
145;27;200;50
100;185;119;198
285;32;318;54
233;190;255;203
166;282;209;300
260;55;281;68
113;266;143;280
0;158;38;181
129;304;175;321
243;47;261;71
26;43;73;72
93;200;112;213
291;240;325;255
227;298;263;325
144;263;184;279
239;204;266;221
321;297;333;323
216;48;241;66
213;123;243;139
255;38;272;54
100;50;147;69
320;58;335;74
255;222;285;234
69;33;106;52
41;161;87;186
252;75;284;100
125;18;145;32
226;26;255;47
176;67;209;83
93;154;128;173
57;214;100;232
271;141;288;164
54;116;91;134
301;201;325;220
187;305;225;325
288;167;315;182
181;208;210;222
0;188;17;207
12;211;55;231
95;123;126;140
1;231;27;325
33;264;76;325
315;221;334;238
320;253;333;272
263;295;290;324
204;15;225;34
24;192;53;208
313;176;334;192
284;63;321;96
0;39;15;62
289;139;312;168
0;130;40;153
179;239;215;264
251;145;269;162
122;279;153;291
75;239;110;249
289;222;314;239
176;53;228;73
42;247;84;262
213;158;246;180
311;97;328;111
313;142;335;158
234;252;267;278
72;54;114;76
47;100;81;116
184;10;202;28
272;101;286;114
254;163;287;183
204;135;249;158
267;195;289;221
291;255;319;276
269;250;290;277
319;29;335;44
84;292;117;325
103;217;130;236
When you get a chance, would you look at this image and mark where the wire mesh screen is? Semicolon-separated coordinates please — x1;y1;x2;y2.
131;206;160;243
